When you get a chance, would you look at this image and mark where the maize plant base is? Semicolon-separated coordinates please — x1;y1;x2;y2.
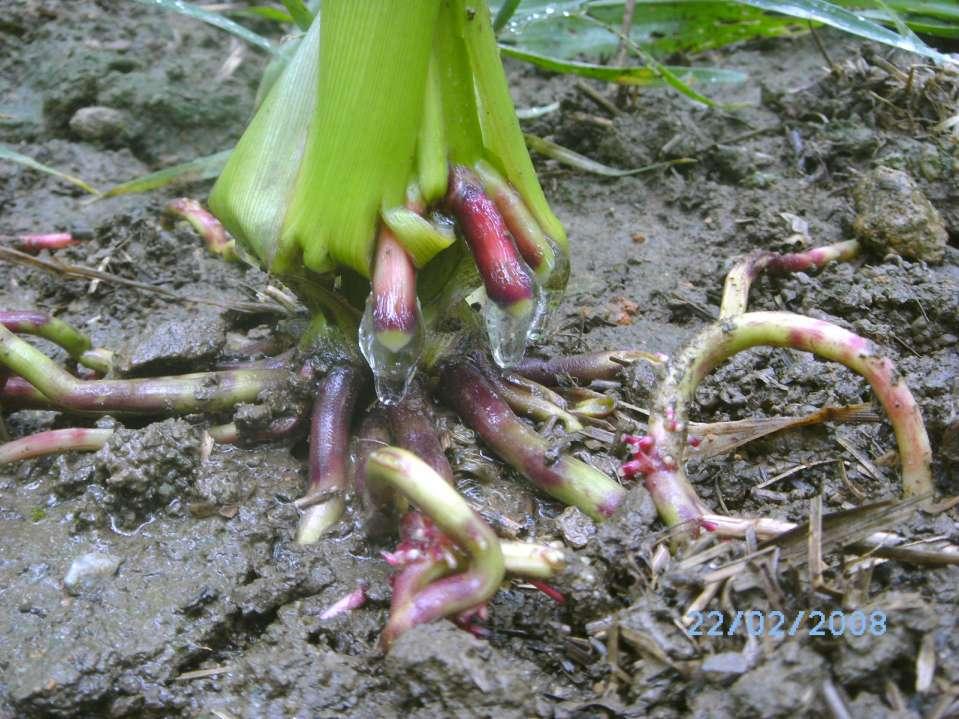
1;7;958;718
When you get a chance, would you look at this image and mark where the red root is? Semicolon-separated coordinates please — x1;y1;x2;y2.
445;166;534;311
14;233;77;252
528;580;566;605
164;198;236;260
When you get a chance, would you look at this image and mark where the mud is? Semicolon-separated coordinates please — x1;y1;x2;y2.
2;2;958;717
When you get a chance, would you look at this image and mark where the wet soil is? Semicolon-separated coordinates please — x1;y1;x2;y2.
2;3;958;717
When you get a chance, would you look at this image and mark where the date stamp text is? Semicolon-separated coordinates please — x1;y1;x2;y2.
686;609;887;638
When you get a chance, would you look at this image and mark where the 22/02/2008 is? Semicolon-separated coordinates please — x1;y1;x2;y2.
686;609;887;638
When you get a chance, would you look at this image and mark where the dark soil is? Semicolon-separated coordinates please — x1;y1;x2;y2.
2;3;958;717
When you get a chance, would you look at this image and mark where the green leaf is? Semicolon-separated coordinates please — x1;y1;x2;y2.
836;1;959;37
212;1;443;278
497;1;951;63
382;207;456;268
209;14;323;272
101;149;232;198
230;7;295;24
0;145;100;195
254;35;303;107
458;0;568;250
734;0;949;62
284;0;442;276
863;0;959;20
499;2;802;59
524;133;696;177
129;0;276;54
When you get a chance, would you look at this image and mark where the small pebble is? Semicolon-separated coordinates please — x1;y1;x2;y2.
852;166;947;264
68;106;131;142
702;652;750;674
555;506;596;549
63;552;121;595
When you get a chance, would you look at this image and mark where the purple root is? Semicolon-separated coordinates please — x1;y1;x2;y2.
441;357;625;520
385;383;453;484
207;413;305;445
295;365;364;543
513;350;666;386
445;165;535;314
369;449;503;650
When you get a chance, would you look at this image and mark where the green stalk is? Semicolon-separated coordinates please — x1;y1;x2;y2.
433;0;484;165
286;1;441;276
0;311;91;360
417;57;449;204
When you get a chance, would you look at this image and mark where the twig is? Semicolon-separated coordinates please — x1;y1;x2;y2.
755;458;837;489
176;666;233;681
807;495;826;592
612;0;638;70
809;22;840;75
574;81;621;117
0;246;286;315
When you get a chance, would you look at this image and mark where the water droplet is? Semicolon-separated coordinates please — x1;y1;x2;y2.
528;239;569;342
358;296;424;404
485;284;546;368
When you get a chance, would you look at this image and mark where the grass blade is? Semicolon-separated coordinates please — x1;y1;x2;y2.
101;149;232;198
494;0;524;33
0;145;100;195
501;46;747;87
280;0;314;31
229;6;295;24
129;0;276;54
524;133;695;176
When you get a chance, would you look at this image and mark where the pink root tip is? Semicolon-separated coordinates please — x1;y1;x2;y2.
320;583;368;620
17;233;76;251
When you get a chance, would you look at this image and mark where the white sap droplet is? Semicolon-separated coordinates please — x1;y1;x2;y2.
358;297;424;404
485;284;546;368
